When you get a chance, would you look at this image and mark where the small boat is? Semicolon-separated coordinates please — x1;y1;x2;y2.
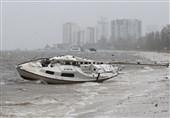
69;46;84;52
16;55;118;84
89;48;97;52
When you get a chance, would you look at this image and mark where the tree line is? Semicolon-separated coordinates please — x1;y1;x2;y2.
142;24;170;51
110;24;170;52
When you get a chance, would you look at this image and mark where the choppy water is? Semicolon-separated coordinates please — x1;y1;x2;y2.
0;50;169;118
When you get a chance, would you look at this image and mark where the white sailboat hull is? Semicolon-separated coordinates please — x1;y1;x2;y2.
16;55;118;84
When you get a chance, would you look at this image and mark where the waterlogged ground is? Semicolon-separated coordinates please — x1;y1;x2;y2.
0;50;169;118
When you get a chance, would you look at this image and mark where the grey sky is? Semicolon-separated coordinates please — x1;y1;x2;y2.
1;1;169;50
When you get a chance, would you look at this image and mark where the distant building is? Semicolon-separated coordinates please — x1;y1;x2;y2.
77;29;85;46
110;19;142;41
97;17;109;41
63;22;78;46
86;27;95;44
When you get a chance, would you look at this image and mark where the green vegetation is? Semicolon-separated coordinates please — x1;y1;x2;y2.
142;24;170;52
111;24;170;52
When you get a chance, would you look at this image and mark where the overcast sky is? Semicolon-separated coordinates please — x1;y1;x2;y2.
1;0;169;50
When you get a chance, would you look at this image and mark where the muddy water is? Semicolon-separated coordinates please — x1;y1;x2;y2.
0;50;169;118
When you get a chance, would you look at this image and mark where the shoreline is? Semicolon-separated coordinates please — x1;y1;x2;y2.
1;50;169;118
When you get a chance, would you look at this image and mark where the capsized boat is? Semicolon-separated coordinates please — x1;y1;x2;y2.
16;55;118;84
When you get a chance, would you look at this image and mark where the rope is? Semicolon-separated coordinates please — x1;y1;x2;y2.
0;58;26;61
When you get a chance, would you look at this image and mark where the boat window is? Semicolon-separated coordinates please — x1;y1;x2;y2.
80;62;83;64
46;70;54;75
93;62;95;64
65;62;71;65
72;62;77;65
64;68;72;70
97;62;100;64
61;73;74;77
85;62;88;64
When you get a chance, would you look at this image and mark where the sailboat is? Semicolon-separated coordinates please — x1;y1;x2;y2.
16;55;118;84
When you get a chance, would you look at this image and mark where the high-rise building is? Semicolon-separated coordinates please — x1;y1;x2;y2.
97;17;109;41
77;29;85;46
86;27;95;44
110;19;142;41
63;22;78;46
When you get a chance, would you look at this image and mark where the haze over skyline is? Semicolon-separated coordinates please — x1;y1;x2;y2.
1;1;169;50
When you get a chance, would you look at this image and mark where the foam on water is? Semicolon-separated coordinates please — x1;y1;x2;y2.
79;82;108;92
2;97;58;107
96;86;108;91
76;88;99;99
80;82;100;87
3;98;58;106
66;105;75;118
1;50;169;118
71;107;99;117
138;52;170;63
31;96;58;105
140;66;154;72
73;88;100;107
